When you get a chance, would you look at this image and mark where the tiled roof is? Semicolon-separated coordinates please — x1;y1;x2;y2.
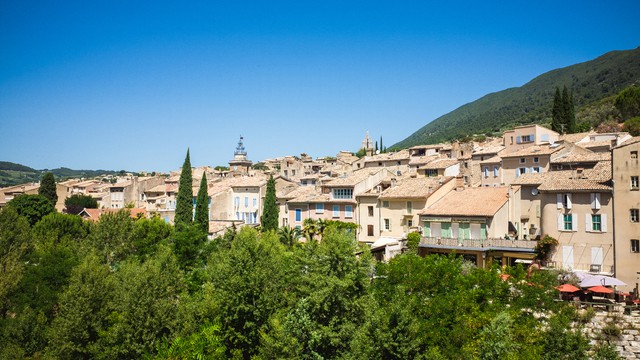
480;155;502;164
408;155;438;166
472;145;505;156
110;181;132;188
614;136;640;149
558;132;593;144
363;149;410;163
419;159;459;170
580;140;615;150
379;177;452;199
230;176;267;188
501;145;564;158
324;169;382;187
419;187;509;217
286;186;329;203
551;151;610;164
513;161;611;191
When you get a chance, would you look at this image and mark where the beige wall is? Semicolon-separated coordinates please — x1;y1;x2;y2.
613;141;640;293
503;125;558;152
541;191;614;274
518;185;542;240
379;199;426;239
356;196;379;243
501;155;550;186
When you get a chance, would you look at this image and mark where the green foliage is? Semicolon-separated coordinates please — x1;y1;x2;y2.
156;323;226;360
614;85;640;120
405;232;421;253
393;47;640;148
194;173;209;234
7;194;55;226
478;312;518;360
354;147;367;158
173;223;207;270
64;193;98;215
131;217;173;260
252;162;269;171
0;207;31;313
174;149;194;227
32;212;91;250
38;172;57;206
534;235;558;263
591;342;621;360
214;165;230;171
623;116;640;136
88;210;135;265
277;225;300;248
261;175;279;232
541;310;589;360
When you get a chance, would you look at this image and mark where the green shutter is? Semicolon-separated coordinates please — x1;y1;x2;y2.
423;222;431;237
441;222;451;238
480;224;487;240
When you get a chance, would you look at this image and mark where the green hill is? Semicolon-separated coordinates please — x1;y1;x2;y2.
0;161;124;187
393;47;640;149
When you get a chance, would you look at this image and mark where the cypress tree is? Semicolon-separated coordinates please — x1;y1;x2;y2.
38;172;58;207
561;86;571;134
379;136;383;153
174;149;193;227
566;88;576;134
194;173;209;234
551;87;562;133
261;175;279;232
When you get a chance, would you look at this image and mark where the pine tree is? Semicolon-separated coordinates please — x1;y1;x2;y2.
551;87;562;133
38;172;58;206
261;175;279;232
174;149;193;227
194;173;209;234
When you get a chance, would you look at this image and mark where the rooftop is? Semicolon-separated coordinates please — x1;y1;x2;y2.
419;187;510;217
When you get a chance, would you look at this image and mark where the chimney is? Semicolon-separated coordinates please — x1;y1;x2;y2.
455;176;465;191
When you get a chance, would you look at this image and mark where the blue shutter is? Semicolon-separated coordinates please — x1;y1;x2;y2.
516;136;522;144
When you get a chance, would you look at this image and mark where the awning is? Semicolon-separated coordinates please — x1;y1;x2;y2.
370;237;400;251
555;284;580;293
579;274;626;287
587;285;614;294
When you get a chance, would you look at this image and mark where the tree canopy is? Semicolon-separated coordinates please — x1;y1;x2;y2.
174;149;194;227
194;173;209;234
260;175;279;232
64;194;98;215
7;194;55;226
38;172;57;206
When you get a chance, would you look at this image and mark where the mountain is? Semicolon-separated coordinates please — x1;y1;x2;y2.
393;47;640;149
0;161;124;187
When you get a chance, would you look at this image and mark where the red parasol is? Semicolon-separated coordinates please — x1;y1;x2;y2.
555;284;580;292
587;285;614;294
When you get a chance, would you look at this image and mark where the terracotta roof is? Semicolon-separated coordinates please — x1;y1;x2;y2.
324;169;383;187
419;159;459;170
420;187;509;217
558;132;593;144
501;145;564;158
379;177;452;199
110;181;132;188
286;186;329;203
363;149;410;163
511;172;555;186
473;145;505;156
480;155;502;164
537;163;611;192
551;151;610;164
580;140;615;150
230;176;267;188
408;155;438;166
409;144;445;150
614;136;640;149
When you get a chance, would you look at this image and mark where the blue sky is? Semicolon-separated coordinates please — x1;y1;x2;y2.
1;1;639;172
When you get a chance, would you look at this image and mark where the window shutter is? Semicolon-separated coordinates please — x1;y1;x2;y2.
572;214;577;231
566;194;572;209
530;134;535;142
557;194;563;209
557;214;563;231
595;193;601;209
585;214;592;232
516;169;520;178
516;136;522;144
601;214;608;232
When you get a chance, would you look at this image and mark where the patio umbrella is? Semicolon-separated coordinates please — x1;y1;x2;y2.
579;274;626;287
587;285;614;294
555;284;580;292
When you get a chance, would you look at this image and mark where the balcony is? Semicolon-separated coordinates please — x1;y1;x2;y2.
420;236;537;250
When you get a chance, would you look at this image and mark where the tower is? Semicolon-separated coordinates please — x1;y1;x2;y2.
228;135;253;175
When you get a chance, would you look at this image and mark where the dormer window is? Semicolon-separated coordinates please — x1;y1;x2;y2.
332;188;353;200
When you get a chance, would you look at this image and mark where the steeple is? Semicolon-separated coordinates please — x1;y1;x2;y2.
229;135;253;175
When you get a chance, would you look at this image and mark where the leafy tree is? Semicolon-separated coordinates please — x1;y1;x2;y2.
38;172;57;206
355;147;367;158
173;223;207;270
194;173;209;234
623;116;640;136
0;207;31;314
88;210;135;265
156;323;226;360
614;85;640;120
405;232;421;253
100;246;188;359
64;194;98;215
277;225;300;248
209;228;288;359
174;149;194;227
261;175;279;232
131;217;173;260
7;194;55;226
46;253;116;359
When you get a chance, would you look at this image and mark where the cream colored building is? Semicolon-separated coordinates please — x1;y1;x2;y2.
612;137;640;293
502;124;559;152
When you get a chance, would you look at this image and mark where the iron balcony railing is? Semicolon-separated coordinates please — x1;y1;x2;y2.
420;236;537;250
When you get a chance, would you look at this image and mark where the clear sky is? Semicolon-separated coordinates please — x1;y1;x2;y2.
1;1;639;172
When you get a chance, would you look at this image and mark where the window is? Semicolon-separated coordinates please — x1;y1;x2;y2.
384;218;391;231
407;219;413;227
533;157;539;163
590;193;601;210
316;203;324;213
632;176;639;190
519;158;526;164
493;166;499;177
631;209;639;223
517;168;526;177
333;205;340;218
345;205;353;218
406;201;412;214
332;188;353;199
484;167;489;178
521;135;532;142
253;198;257;207
234;197;239;208
295;209;302;222
368;206;374;217
632;239;640;253
532;167;541;173
631;151;638;159
382;201;389;208
245;197;248;207
591;215;601;231
563;214;573;231
426;169;438;177
557;193;572;209
367;225;374;236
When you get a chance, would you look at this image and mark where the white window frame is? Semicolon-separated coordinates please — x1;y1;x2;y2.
316;203;324;214
631;176;639;190
384;218;391;231
345;205;353;218
333;205;340;218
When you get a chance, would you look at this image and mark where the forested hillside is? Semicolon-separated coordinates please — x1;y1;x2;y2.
393;47;640;148
0;161;124;187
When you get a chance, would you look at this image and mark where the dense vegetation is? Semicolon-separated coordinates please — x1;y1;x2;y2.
0;199;616;359
0;161;124;187
393;47;640;149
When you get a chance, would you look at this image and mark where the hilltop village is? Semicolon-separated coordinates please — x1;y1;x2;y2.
2;126;639;293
